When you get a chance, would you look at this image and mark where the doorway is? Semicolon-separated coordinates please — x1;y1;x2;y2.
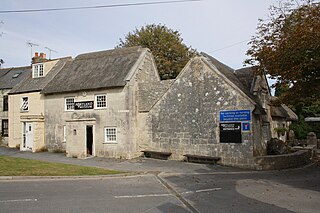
22;122;33;151
86;125;93;156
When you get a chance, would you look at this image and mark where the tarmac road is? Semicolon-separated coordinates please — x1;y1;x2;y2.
0;147;319;213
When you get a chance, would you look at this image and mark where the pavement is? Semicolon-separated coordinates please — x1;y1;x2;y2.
0;146;248;178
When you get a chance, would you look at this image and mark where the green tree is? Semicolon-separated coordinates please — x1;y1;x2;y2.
246;0;320;138
117;24;197;79
246;0;320;105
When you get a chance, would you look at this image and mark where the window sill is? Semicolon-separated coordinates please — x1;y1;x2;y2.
103;142;117;144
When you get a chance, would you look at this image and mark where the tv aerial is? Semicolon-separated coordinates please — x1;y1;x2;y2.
45;47;58;59
27;41;39;58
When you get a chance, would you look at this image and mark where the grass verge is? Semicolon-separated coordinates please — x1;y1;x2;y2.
0;156;122;176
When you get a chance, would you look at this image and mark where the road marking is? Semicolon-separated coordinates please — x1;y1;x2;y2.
195;188;222;193
115;193;172;199
0;198;38;203
115;187;222;199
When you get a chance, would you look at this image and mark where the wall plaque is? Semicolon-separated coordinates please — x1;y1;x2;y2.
74;101;94;110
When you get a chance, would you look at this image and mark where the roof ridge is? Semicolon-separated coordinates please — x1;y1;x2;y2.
75;46;144;60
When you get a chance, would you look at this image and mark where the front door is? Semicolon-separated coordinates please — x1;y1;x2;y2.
22;122;33;151
86;125;93;156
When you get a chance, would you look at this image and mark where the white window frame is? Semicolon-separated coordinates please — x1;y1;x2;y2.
95;94;107;109
33;64;44;78
104;127;117;143
21;97;29;112
65;97;75;111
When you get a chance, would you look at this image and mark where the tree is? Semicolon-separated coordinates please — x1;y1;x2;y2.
117;24;197;79
246;0;320;105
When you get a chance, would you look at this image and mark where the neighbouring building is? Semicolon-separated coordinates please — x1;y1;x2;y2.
8;53;71;151
41;47;160;159
0;66;31;146
269;97;298;141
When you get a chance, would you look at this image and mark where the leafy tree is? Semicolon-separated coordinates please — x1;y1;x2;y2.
117;24;197;79
246;0;320;105
246;0;320;138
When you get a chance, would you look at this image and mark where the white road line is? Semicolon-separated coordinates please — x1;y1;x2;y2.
115;188;222;199
115;193;172;199
0;198;38;203
195;188;222;193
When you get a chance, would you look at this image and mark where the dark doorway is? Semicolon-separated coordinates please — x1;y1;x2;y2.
86;125;93;156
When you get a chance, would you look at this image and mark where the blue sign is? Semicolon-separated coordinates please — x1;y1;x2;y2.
220;110;251;122
242;122;250;131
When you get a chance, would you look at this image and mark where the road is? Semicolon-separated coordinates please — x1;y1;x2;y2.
0;164;319;213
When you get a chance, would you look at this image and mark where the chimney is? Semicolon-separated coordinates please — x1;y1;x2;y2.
32;52;49;64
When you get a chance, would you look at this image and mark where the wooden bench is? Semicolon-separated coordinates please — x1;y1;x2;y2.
141;150;172;160
184;154;221;164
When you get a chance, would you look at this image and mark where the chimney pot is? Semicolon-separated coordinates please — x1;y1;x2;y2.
35;52;39;57
40;53;44;58
43;53;47;59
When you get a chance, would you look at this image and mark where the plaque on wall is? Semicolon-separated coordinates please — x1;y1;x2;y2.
219;122;242;143
74;101;94;110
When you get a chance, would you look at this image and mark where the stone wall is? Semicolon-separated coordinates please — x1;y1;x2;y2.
255;150;312;170
145;57;262;168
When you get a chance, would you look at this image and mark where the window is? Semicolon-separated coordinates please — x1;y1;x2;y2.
104;127;117;143
3;95;8;111
21;97;29;111
95;94;107;109
33;64;44;78
2;119;8;137
65;97;75;111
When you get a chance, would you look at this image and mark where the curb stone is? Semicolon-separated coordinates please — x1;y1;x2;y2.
0;172;147;181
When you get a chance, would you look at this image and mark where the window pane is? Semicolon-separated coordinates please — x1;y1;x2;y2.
65;98;74;111
2;119;8;137
105;127;116;142
96;95;106;108
21;97;28;111
39;64;43;76
3;95;8;111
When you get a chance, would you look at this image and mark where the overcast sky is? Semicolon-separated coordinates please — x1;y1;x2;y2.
0;0;277;69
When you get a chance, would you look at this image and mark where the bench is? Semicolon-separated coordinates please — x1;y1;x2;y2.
184;154;221;165
141;150;172;160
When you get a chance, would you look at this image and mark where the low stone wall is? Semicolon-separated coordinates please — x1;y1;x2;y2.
255;150;312;170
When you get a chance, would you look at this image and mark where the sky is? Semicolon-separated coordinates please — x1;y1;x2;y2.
0;0;278;69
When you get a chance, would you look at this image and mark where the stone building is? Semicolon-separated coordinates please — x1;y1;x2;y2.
138;53;284;168
0;66;30;145
41;47;160;159
5;47;297;168
8;53;71;151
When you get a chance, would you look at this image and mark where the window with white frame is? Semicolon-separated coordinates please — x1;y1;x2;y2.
21;97;29;111
95;94;107;109
104;127;117;143
65;97;75;111
33;64;44;78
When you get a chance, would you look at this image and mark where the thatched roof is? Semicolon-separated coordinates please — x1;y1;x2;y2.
42;47;146;95
234;67;255;93
0;66;31;90
270;97;298;121
9;59;70;95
